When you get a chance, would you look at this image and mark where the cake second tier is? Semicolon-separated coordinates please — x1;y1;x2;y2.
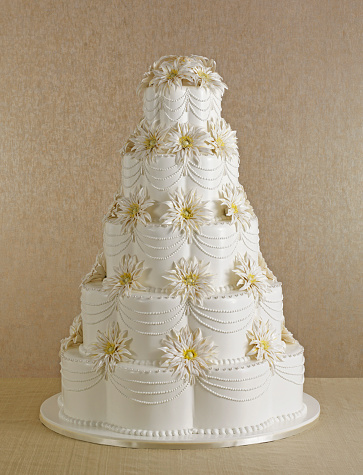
80;279;284;362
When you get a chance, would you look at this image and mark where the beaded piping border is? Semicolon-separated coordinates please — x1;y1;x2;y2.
58;396;307;439
80;280;282;298
61;345;304;373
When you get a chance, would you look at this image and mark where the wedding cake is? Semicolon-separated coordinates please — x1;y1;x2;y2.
57;55;307;442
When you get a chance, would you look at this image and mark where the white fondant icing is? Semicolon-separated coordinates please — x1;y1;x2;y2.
60;344;305;433
144;86;222;128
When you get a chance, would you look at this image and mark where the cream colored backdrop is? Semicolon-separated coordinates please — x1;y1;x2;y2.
1;0;361;377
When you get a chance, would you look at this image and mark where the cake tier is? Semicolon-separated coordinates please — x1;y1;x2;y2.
121;153;240;215
143;86;222;128
80;281;284;361
60;343;304;434
103;219;260;288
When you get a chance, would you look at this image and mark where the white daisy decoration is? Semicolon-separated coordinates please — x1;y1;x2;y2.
60;314;83;354
191;64;227;96
190;55;217;71
220;183;254;232
159;326;218;384
82;251;106;285
112;187;154;236
136;66;155;96
103;190;123;223
103;255;146;300
258;252;277;282
149;59;193;94
246;317;286;370
233;253;270;300
281;318;296;344
165;123;211;172
207;118;238;162
90;322;132;379
161;189;213;242
130;119;169;168
164;257;215;306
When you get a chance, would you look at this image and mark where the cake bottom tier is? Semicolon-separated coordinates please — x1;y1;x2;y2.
60;344;305;437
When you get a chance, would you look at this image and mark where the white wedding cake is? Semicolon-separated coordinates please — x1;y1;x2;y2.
58;55;306;441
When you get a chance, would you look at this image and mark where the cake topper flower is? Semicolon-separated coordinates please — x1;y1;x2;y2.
220;184;254;232
103;255;146;299
160;189;213;242
149;59;193;94
90;322;132;379
165;123;211;173
207;118;238;161
111;187;154;237
159;326;218;384
60;314;83;354
233;253;270;299
130;119;169;169
281;318;296;344
258;252;277;282
191;64;227;95
82;251;106;285
164;257;215;306
246;317;286;370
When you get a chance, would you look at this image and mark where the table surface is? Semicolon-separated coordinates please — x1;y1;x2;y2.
0;378;362;475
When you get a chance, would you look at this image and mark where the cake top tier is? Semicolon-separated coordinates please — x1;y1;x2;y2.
139;55;227;128
137;55;227;97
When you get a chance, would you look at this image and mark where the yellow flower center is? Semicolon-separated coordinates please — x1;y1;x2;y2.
181;207;194;219
183;273;197;286
144;135;157;150
119;272;132;286
247;273;257;284
183;348;197;360
197;70;210;82
180;135;193;149
105;343;116;355
231;203;239;214
168;69;179;79
216;136;225;148
260;340;269;351
128;203;140;217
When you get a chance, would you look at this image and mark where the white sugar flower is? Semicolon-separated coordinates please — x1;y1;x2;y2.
136;66;154;96
130;119;169;168
103;255;146;299
60;314;83;354
207;119;238;161
190;55;217;71
82;251;106;285
164;257;215;306
103;189;123;223
150;59;193;94
220;184;254;232
165;123;211;172
160;326;218;384
112;187;154;236
258;252;277;282
191;64;227;95
281;318;296;344
154;55;198;69
161;189;213;242
233;253;270;299
247;317;286;370
90;322;132;379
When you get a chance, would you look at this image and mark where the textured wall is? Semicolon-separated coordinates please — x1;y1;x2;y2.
1;0;361;377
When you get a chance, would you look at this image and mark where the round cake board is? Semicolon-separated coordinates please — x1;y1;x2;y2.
39;393;319;449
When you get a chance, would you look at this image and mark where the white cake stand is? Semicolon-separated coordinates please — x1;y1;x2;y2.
39;393;319;449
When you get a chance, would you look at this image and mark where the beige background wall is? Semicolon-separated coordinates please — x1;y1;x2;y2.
1;0;361;377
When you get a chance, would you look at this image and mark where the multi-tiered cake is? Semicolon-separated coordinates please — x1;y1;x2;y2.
58;55;307;442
